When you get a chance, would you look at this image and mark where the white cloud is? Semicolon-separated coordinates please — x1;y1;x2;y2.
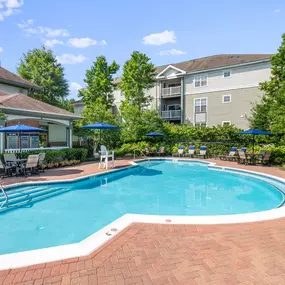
43;39;64;48
68;37;107;48
18;20;70;38
159;49;186;56
56;54;88;65
143;30;176;45
0;0;23;21
70;82;82;91
0;47;3;52
18;19;34;29
38;26;69;37
5;0;23;8
274;9;281;13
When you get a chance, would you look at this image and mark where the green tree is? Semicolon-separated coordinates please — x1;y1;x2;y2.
120;102;164;143
119;51;156;110
79;56;119;109
77;98;120;149
17;46;69;108
250;33;285;139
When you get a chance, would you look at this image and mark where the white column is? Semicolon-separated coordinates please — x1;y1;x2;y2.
0;121;5;153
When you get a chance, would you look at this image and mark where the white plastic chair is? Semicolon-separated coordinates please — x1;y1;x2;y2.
99;145;114;169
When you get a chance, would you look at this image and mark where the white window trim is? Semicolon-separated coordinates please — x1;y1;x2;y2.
222;94;231;103
194;74;208;88
193;97;208;126
222;121;231;126
223;69;232;78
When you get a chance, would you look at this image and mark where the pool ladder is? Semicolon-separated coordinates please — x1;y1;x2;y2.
0;183;8;209
133;149;149;161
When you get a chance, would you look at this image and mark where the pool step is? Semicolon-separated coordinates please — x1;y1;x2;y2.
0;186;70;211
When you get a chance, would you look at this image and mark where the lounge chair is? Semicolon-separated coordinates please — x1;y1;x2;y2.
172;146;184;157
19;155;40;176
241;147;247;153
196;146;207;159
219;147;237;161
237;149;255;165
256;151;271;165
184;146;195;158
144;147;150;156
4;153;17;166
38;153;46;172
156;146;165;156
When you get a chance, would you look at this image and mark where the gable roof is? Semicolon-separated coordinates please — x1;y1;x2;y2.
155;54;272;75
0;67;41;90
0;91;79;118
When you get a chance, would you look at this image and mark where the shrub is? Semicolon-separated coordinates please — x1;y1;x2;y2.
0;148;88;165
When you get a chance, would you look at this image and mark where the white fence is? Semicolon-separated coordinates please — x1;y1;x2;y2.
5;146;69;153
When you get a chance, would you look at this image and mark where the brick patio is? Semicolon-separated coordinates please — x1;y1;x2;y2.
1;158;285;284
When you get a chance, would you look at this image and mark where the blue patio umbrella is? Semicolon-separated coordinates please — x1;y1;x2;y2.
239;129;272;152
0;123;47;155
81;122;119;144
145;132;165;137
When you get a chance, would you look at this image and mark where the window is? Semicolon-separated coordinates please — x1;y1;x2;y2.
194;98;207;113
223;70;232;78
167;104;181;111
223;94;231;103
222;121;231;126
194;74;208;87
195;122;206;127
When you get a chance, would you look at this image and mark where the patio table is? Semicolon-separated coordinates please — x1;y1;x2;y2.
7;159;27;175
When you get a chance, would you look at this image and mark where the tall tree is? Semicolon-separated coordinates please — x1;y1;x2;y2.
79;56;119;109
250;33;285;138
17;46;69;108
119;51;156;110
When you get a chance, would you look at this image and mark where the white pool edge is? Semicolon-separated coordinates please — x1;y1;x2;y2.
1;158;285;270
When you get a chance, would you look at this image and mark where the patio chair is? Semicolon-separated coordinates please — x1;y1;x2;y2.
218;147;237;161
144;147;150;156
99;145;114;169
4;153;17;165
156;146;165;156
196;146;207;159
184;146;195;158
38;153;46;172
172;146;184;157
256;151;271;165
0;158;17;178
237;149;255;165
241;147;247;153
20;154;40;176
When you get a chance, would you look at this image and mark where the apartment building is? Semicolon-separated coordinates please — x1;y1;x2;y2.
74;54;272;129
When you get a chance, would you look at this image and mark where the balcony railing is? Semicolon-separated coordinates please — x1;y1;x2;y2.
162;86;181;97
161;110;181;120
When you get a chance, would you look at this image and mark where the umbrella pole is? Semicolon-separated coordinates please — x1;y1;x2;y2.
253;134;255;153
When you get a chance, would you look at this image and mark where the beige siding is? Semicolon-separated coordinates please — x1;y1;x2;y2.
184;62;271;95
185;87;263;129
0;83;28;95
74;103;84;114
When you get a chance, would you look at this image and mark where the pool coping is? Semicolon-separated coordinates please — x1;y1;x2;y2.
1;158;285;270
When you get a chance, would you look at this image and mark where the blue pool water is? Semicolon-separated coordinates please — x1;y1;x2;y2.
0;160;284;255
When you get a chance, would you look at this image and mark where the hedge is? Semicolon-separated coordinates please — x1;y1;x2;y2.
0;148;88;164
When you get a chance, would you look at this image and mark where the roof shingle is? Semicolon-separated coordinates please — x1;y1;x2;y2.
0;67;41;89
0;91;76;117
156;54;272;74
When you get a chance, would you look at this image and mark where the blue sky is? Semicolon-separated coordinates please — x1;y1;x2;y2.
0;0;285;99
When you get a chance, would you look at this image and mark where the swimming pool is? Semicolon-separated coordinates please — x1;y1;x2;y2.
0;159;284;256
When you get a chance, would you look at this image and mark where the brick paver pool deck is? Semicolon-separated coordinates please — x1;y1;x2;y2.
1;158;285;284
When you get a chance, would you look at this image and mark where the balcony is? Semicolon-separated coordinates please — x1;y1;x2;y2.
161;110;181;120
161;86;181;97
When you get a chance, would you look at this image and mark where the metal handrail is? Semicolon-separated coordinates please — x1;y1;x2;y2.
133;149;148;160
0;183;8;209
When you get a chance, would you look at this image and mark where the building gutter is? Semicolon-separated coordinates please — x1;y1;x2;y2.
0;78;42;91
0;106;82;120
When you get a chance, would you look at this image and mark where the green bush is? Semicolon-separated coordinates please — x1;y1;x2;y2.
0;148;88;164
